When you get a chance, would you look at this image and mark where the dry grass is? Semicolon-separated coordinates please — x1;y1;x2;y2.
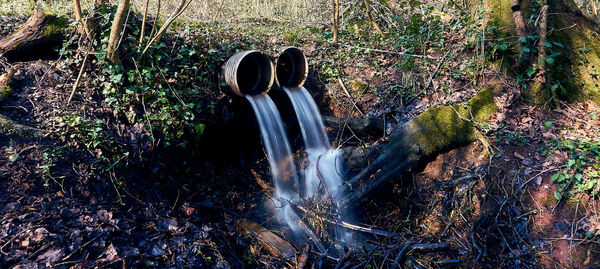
0;0;330;26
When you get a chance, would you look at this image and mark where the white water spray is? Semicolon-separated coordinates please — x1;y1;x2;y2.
283;87;344;201
246;95;303;230
284;86;352;243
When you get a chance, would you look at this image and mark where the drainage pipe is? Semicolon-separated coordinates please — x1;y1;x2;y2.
275;47;309;89
219;50;274;96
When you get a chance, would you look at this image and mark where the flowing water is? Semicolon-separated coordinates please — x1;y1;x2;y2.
283;87;352;244
283;87;344;201
247;88;351;249
246;94;299;204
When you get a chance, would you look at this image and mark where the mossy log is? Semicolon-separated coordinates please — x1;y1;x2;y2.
0;8;68;62
343;88;497;208
0;114;46;139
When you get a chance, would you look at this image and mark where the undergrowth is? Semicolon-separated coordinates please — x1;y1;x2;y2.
542;139;600;200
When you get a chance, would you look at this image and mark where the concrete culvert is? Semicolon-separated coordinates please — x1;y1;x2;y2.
275;47;308;89
220;50;274;96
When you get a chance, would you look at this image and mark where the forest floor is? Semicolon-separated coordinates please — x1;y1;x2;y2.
1;10;600;269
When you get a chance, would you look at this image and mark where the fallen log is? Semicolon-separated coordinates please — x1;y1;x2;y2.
322;115;384;139
343;88;497;208
0;114;46;139
0;8;68;62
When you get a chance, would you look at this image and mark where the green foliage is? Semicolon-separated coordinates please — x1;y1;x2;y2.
546;139;600;200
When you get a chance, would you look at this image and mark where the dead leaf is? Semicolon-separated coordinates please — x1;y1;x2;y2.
514;151;524;160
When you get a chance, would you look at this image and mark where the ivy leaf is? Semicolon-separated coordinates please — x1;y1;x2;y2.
8;153;19;163
554;190;562;200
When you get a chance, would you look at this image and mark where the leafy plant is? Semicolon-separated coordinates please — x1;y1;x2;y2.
548;139;600;200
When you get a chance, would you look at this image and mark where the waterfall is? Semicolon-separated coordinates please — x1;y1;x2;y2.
246;87;351;248
284;87;351;243
246;94;302;231
283;87;344;201
246;94;299;203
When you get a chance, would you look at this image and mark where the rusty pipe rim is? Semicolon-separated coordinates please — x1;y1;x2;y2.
220;50;274;96
275;47;308;89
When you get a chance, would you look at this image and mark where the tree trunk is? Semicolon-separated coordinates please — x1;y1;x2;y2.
0;8;68;62
483;0;600;105
73;0;96;42
332;0;339;42
343;88;497;208
542;0;600;104
106;0;130;65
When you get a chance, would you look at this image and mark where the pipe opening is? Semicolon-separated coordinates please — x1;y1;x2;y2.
221;50;274;96
276;47;308;88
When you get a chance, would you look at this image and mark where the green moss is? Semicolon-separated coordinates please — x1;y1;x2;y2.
407;88;497;156
483;0;514;34
546;8;600;104
351;80;368;93
0;84;11;102
539;193;557;208
468;87;498;122
43;15;69;36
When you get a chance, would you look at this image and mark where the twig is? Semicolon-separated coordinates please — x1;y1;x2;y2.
296;244;310;269
405;50;451;105
61;232;105;262
171;188;180;211
334;250;360;269
139;0;193;58
292;203;393;237
122;188;145;205
288;203;327;253
132;58;155;148
0;226;40;255
149;0;161;39
337;77;364;116
67;52;89;105
139;0;151;49
390;243;412;269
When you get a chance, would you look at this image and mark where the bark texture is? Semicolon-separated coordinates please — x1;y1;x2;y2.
343;88;497;208
484;0;600;104
106;0;130;65
0;9;68;62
